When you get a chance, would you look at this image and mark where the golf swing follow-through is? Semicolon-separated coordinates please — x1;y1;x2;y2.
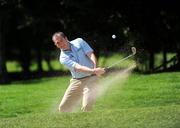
52;31;136;112
105;47;136;72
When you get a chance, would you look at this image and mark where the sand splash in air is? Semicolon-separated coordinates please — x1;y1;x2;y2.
97;63;136;98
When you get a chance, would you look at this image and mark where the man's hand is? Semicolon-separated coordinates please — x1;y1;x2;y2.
93;67;105;76
75;64;105;76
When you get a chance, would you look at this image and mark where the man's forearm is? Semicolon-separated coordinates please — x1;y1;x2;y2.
87;52;97;68
74;63;95;74
90;54;97;68
74;63;105;76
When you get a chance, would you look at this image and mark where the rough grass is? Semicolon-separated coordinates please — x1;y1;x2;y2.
0;72;180;128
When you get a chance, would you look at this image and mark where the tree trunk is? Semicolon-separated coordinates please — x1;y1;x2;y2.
163;48;167;70
0;11;10;84
19;47;31;78
177;49;180;69
149;50;154;72
37;48;43;72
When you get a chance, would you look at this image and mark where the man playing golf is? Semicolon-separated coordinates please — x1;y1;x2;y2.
52;32;105;112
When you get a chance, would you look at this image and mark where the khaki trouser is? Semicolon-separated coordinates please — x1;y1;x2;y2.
59;76;99;112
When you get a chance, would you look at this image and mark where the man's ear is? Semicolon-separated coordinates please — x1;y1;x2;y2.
65;37;68;40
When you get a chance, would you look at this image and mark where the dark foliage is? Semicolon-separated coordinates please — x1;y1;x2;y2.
0;0;180;83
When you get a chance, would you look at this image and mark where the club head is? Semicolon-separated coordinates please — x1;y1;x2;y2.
131;47;136;55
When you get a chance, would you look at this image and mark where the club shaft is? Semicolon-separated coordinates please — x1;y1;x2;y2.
106;54;134;69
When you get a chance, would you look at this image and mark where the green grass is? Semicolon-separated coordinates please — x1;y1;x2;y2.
98;53;135;68
6;60;68;72
6;61;22;72
155;52;176;68
0;72;180;127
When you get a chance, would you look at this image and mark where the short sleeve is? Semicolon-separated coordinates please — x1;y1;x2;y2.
79;38;93;54
60;56;77;71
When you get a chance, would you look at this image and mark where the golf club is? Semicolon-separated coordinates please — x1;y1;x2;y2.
105;47;136;72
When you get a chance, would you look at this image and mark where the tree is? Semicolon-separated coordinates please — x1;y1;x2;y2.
0;11;9;84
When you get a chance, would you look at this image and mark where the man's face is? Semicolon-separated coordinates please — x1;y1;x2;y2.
53;36;69;50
